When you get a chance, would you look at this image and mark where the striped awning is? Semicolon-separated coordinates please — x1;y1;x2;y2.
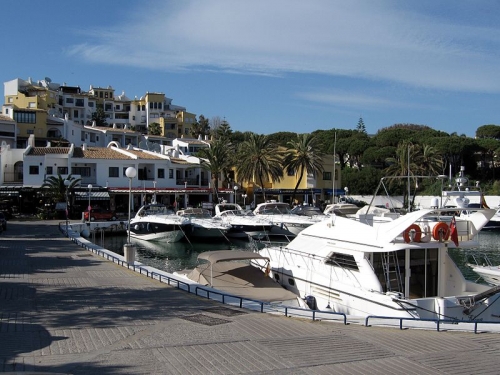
74;191;110;200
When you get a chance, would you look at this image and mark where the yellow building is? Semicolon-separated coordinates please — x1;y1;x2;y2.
232;154;341;207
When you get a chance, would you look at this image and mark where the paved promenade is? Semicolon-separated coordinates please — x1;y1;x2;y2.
1;220;500;374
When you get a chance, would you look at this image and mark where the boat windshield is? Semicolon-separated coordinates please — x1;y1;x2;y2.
257;204;291;215
137;204;174;216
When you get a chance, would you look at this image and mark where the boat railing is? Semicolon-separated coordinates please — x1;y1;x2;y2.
364;315;500;334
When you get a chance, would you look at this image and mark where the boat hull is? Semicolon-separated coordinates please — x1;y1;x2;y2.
128;221;186;242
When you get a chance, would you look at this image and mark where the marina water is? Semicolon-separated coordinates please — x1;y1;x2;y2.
100;231;500;284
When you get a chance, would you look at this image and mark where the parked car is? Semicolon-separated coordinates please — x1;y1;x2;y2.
83;208;117;221
0;212;7;230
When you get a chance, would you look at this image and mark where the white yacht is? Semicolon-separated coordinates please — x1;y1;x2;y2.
466;252;500;286
214;203;274;239
253;201;324;236
255;207;500;322
128;203;189;242
176;207;231;241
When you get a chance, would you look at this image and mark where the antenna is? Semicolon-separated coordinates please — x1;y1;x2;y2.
44;77;52;83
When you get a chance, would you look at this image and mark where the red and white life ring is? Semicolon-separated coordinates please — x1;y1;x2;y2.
403;224;422;243
432;222;450;241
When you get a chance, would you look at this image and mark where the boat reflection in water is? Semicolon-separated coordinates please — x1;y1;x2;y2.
102;235;260;274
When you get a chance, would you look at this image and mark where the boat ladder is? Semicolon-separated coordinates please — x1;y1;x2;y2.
382;252;404;293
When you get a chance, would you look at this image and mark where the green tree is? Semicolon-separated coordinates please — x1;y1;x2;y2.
148;122;162;136
41;174;81;202
191;115;210;138
214;119;232;141
283;133;325;206
197;139;234;201
356;117;366;133
90;105;107;126
236;134;284;201
476;124;500;139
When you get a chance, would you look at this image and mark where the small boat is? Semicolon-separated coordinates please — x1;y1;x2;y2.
214;203;274;239
323;202;360;217
466;252;500;286
253;201;323;236
176;207;231;241
128;203;189;242
175;250;308;308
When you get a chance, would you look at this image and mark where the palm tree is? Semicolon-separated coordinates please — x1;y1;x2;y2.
197;139;234;201
418;144;444;176
283;133;325;205
236;134;284;202
41;174;82;203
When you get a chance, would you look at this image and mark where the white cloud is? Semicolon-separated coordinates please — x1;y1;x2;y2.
67;0;500;93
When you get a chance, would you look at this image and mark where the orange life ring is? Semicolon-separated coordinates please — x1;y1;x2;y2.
432;222;450;241
403;224;422;243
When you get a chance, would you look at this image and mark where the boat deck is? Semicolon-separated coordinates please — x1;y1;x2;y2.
186;262;300;303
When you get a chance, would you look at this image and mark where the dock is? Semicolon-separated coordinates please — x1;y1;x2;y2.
1;220;500;374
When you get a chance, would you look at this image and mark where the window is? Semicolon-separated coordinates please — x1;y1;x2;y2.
105;103;112;111
46;166;53;174
28;102;36;108
88;101;95;108
325;253;358;271
149;102;153;109
158;169;165;178
81;131;85;141
75;99;84;107
287;167;295;176
29;165;39;175
109;167;119;177
137;105;140;111
8;97;13;103
66;97;74;104
90;133;96;142
169;169;174;179
57;167;68;175
72;166;91;177
14;111;36;124
323;172;332;180
73;110;78;118
27;129;34;134
99;92;103;98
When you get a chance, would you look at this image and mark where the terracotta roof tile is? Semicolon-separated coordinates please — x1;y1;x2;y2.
27;147;70;156
0;115;15;122
124;149;167;160
72;147;132;159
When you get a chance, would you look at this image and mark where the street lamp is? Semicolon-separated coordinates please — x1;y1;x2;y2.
64;179;70;233
87;184;92;226
242;193;248;208
153;180;157;204
344;186;349;202
125;167;137;245
233;185;238;204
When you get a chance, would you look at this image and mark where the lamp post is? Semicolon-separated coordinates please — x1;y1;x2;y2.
126;167;137;245
153;180;157;204
64;179;70;233
87;184;92;226
242;193;248;208
233;185;238;204
344;186;349;202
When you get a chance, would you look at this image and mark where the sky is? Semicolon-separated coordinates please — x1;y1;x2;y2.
2;0;500;137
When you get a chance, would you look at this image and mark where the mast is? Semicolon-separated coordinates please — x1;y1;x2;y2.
332;132;337;204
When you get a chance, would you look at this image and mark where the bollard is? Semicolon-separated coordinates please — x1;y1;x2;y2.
123;243;136;264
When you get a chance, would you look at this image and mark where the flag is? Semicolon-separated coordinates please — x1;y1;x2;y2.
481;193;490;209
449;216;459;247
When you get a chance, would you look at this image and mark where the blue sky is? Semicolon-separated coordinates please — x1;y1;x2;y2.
2;0;500;137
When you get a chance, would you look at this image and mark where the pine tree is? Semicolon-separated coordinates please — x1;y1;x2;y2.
356;117;366;133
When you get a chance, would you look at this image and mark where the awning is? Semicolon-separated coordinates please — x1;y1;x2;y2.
74;191;110;200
